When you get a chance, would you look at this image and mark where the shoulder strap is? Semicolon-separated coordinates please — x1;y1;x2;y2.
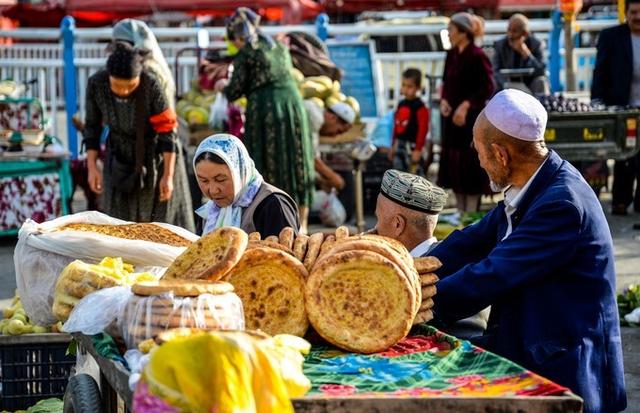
134;75;147;174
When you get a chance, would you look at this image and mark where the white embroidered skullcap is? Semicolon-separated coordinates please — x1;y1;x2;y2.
329;102;356;125
484;89;548;142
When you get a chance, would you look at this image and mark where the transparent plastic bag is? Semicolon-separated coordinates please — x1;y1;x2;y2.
15;211;198;325
62;286;133;335
209;93;228;129
121;292;245;349
318;189;346;227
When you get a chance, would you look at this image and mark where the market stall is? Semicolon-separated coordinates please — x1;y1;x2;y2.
0;94;72;236
4;214;585;412
73;327;583;413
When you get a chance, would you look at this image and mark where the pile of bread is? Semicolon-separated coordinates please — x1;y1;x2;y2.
163;225;441;354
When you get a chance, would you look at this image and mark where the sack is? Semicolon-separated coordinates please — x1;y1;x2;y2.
110;156;147;193
14;211;199;325
318;189;346;227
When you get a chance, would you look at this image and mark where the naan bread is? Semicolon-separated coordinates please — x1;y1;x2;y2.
303;232;324;271
292;234;309;263
278;227;295;250
317;239;420;315
248;232;261;242
163;227;248;281
59;223;192;247
305;250;414;354
246;240;293;256
224;247;308;337
132;280;234;297
414;256;443;274
335;226;349;240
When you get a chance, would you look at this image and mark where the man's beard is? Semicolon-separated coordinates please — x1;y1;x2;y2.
490;180;507;193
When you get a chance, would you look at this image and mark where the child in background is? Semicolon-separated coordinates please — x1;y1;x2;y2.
388;68;430;173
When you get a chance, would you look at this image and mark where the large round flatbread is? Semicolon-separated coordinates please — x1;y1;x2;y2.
317;239;419;315
305;250;414;354
132;280;234;297
246;240;293;256
224;247;308;337
163;227;248;281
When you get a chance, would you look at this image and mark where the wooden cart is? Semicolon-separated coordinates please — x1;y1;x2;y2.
70;334;583;413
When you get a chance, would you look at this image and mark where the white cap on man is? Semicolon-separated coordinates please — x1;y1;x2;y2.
484;89;548;142
330;102;356;125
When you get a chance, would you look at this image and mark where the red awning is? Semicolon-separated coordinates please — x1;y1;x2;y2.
324;0;498;13
498;0;555;11
65;0;291;13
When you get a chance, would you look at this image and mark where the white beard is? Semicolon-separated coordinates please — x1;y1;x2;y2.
490;180;507;193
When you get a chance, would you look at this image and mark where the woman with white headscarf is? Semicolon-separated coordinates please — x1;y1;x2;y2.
112;19;176;108
193;134;300;236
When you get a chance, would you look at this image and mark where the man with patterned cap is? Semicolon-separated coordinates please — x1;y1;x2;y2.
374;169;489;339
375;169;447;257
429;89;626;413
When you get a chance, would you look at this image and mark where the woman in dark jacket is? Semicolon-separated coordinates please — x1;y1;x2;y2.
438;12;495;212
193;134;299;237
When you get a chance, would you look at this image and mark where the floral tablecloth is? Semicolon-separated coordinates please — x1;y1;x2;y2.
304;325;568;398
0;159;71;234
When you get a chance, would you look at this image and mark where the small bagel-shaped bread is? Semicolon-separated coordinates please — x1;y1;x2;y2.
292;234;309;263
248;231;261;242
278;227;295;250
335;226;349;240
303;232;325;271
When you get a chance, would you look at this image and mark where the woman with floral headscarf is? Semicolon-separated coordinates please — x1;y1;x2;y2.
217;7;314;232
193;134;300;237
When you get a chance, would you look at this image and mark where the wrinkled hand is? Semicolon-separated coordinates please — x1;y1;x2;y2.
214;78;229;93
88;167;103;194
453;103;469;127
440;99;452;117
159;174;174;202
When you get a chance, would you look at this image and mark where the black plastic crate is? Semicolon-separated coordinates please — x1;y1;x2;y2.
0;334;76;411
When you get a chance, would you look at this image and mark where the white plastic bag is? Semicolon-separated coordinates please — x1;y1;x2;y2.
62;286;133;335
209;93;228;129
318;189;346;227
14;211;198;325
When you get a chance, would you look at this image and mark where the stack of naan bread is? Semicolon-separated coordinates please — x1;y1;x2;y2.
161;225;442;354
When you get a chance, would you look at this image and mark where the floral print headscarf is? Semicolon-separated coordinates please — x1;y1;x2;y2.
194;134;264;234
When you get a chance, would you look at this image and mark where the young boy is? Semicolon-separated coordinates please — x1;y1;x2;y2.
389;68;430;173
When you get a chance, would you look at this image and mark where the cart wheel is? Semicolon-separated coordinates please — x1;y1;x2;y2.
63;374;104;413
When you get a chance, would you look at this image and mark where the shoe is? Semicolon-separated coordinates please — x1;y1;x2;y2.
612;204;628;216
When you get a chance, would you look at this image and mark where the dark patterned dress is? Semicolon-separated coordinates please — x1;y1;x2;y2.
438;44;494;195
224;35;314;207
84;70;195;231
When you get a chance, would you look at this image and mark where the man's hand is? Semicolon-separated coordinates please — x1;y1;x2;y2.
411;149;422;164
159;174;174;202
87;166;103;194
440;99;452;117
453;102;469;127
509;35;531;58
214;78;229;93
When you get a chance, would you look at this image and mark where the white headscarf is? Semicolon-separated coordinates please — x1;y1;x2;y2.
194;134;264;234
113;19;176;107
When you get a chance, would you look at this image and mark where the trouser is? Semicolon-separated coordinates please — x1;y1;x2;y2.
612;152;640;211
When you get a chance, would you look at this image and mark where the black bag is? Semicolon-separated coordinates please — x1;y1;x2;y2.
109;77;148;193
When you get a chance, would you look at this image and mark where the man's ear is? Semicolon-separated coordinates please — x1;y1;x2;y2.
491;143;510;167
393;214;407;237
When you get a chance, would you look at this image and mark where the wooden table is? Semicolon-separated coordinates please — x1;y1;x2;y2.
75;334;583;413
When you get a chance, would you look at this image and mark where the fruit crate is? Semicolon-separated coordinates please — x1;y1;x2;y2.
545;109;640;161
0;333;76;410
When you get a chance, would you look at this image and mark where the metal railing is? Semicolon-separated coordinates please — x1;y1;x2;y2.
0;17;616;150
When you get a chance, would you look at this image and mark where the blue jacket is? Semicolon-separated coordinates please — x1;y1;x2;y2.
591;24;632;106
430;151;626;413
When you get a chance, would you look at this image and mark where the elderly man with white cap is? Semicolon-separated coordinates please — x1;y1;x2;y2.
429;89;626;413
